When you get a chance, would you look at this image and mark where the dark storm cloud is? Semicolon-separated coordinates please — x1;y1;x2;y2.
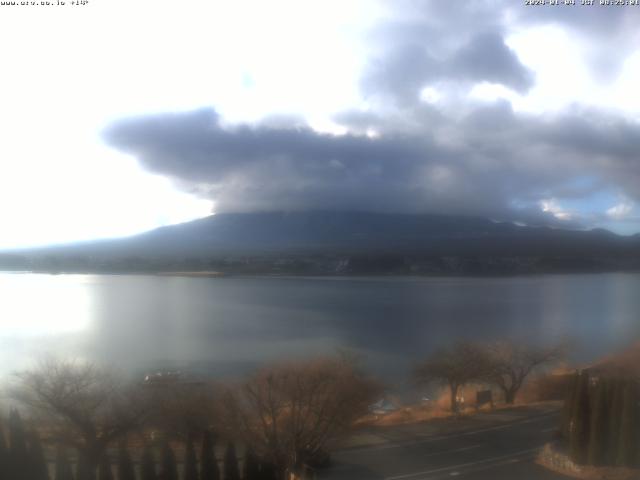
102;2;640;227
103;108;507;216
103;105;640;226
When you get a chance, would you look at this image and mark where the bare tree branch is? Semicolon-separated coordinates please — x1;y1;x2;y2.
225;356;381;478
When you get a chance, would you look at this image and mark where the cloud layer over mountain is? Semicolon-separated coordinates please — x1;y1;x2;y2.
103;1;640;231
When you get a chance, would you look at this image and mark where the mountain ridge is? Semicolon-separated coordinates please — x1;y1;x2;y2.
1;211;639;275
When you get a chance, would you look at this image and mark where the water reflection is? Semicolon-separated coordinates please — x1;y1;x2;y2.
0;273;92;335
0;273;94;373
0;273;639;381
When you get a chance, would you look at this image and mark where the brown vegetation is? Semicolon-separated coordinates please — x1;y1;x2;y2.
481;341;567;404
223;356;381;478
145;379;221;440
538;443;640;480
414;340;566;412
588;341;640;378
414;342;489;414
13;360;150;473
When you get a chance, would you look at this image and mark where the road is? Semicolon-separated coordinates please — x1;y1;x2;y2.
319;405;569;480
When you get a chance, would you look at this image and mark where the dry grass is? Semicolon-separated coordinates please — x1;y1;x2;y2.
589;341;640;377
356;381;563;427
357;404;451;427
537;444;640;480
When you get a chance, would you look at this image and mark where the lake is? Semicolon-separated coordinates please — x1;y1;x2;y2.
1;272;639;387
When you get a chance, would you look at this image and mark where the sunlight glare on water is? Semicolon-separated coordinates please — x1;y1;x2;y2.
0;273;93;337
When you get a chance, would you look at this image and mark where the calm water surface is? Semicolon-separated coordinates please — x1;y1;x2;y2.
1;273;639;385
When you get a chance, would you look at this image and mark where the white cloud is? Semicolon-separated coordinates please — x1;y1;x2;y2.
607;200;634;220
420;87;441;104
468;82;520;104
0;0;381;248
4;0;640;246
505;26;595;113
540;199;571;221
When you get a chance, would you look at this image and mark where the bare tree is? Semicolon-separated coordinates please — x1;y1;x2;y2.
414;342;490;414
481;340;567;404
146;381;220;440
13;359;150;479
225;356;380;479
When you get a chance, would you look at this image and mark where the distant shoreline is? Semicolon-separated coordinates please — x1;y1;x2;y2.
155;271;226;277
1;268;640;279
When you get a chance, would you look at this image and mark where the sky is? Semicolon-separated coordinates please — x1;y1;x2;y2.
2;0;640;248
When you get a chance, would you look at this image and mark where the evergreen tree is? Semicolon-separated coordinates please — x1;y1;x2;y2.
160;441;178;480
117;442;136;480
97;455;114;480
140;444;156;480
0;419;9;480
29;430;50;480
587;377;608;466
242;448;260;480
223;443;240;480
9;409;31;480
76;450;95;480
616;381;638;467
54;446;74;480
184;436;199;480
560;373;578;440
257;462;277;480
568;370;590;465
200;431;219;480
607;377;625;465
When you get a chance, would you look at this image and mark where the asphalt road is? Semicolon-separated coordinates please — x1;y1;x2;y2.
319;405;569;480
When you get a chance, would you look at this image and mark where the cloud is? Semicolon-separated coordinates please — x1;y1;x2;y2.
103;108;497;216
449;32;534;91
100;2;640;233
102;102;640;230
362;1;640;106
540;199;571;221
362;30;534;106
607;201;633;220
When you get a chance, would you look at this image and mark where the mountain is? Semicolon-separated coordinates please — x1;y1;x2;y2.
2;211;640;275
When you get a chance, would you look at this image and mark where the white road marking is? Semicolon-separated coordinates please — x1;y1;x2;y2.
435;458;525;479
384;447;540;480
422;415;554;439
343;413;553;454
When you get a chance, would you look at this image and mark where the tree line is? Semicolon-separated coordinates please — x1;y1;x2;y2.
413;340;566;413
560;369;639;468
0;339;568;479
0;409;279;480
1;355;380;480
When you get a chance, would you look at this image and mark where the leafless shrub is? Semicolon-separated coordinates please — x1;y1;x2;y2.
13;359;150;473
414;342;490;413
224;355;381;478
145;380;221;440
481;340;567;404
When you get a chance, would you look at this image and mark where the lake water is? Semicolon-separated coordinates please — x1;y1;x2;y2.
1;272;639;386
